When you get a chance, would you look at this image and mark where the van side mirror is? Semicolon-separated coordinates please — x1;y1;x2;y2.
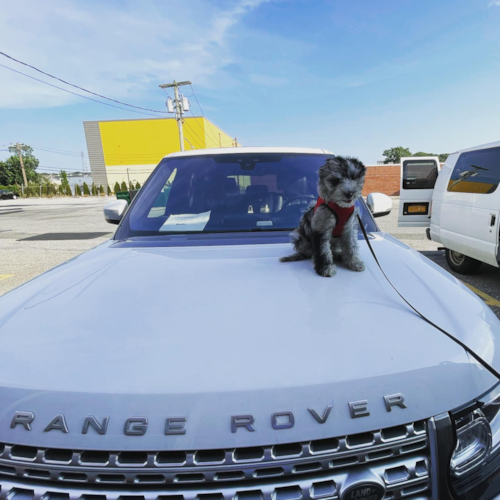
104;199;128;225
366;193;392;218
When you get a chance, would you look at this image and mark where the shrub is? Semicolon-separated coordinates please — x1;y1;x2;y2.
91;183;97;196
114;181;121;193
100;185;105;196
83;182;90;196
66;184;73;196
121;181;127;192
135;181;141;189
75;184;82;196
107;185;112;196
0;184;20;195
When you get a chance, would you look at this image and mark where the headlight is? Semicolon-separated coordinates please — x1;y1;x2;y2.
450;384;500;496
451;410;491;476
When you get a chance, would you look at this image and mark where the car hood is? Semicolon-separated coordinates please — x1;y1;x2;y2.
0;233;498;450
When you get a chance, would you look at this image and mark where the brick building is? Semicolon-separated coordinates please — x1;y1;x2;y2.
362;164;400;196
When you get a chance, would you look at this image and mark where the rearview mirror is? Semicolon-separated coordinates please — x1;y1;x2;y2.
104;199;128;225
366;193;392;218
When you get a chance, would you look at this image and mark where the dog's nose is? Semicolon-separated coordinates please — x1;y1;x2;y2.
344;191;354;199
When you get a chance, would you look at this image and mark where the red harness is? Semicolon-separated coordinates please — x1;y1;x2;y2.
313;197;355;237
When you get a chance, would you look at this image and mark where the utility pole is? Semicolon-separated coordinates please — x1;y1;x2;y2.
14;143;28;187
159;80;192;151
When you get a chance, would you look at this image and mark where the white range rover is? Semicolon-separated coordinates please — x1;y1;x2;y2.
1;147;500;500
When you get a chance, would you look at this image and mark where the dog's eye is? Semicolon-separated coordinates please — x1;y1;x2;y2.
329;178;340;187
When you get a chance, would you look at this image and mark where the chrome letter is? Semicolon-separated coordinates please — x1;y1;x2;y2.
348;400;370;419
44;414;69;433
231;414;255;433
11;411;35;430
165;417;187;435
384;393;407;412
124;417;148;436
82;416;109;435
308;405;333;424
272;411;295;430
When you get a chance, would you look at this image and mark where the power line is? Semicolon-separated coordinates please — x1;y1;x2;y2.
0;51;168;114
33;147;82;157
189;84;220;145
31;144;87;155
181;120;206;149
0;63;160;118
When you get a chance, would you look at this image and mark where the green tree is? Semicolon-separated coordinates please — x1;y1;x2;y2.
60;170;70;191
66;184;73;196
83;182;90;196
0;144;41;185
75;184;82;196
114;181;120;194
413;151;449;162
121;181;127;192
382;147;412;164
107;185;112;196
129;181;134;191
91;183;97;196
99;185;105;195
135;181;141;189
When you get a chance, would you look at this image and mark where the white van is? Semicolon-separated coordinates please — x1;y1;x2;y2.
398;142;500;274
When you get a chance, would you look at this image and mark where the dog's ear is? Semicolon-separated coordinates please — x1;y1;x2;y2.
319;157;340;178
347;157;366;178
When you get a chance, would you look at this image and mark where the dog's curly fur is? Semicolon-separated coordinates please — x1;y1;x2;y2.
280;156;366;277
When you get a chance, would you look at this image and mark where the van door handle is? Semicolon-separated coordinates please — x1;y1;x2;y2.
491;215;496;227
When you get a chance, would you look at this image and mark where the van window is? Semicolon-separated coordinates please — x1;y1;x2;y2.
448;147;500;194
402;160;438;190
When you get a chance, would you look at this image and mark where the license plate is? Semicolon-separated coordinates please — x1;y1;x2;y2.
408;204;427;213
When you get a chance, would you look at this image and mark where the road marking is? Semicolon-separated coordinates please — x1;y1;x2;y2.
0;274;14;282
463;282;500;308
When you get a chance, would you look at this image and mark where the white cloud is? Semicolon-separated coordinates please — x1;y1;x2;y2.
0;0;270;109
489;0;500;5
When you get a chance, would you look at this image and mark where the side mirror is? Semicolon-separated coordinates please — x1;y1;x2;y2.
104;199;128;225
366;192;392;218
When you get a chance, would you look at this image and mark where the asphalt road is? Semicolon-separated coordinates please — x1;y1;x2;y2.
0;197;112;296
1;196;500;318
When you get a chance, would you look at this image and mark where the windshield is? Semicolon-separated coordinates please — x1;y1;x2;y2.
117;153;377;239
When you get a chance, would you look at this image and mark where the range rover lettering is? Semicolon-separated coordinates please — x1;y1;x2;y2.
1;147;500;499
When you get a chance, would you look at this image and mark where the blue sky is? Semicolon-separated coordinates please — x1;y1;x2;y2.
1;0;499;170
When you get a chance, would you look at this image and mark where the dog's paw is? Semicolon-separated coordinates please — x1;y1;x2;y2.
316;264;336;277
347;259;365;272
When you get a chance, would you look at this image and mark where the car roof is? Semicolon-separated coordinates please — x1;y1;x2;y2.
164;147;334;158
456;140;500;154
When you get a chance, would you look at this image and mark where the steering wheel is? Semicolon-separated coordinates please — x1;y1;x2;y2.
282;194;315;209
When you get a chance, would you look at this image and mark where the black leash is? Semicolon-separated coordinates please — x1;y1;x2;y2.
357;214;500;381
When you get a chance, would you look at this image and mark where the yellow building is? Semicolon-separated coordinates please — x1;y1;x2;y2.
83;117;235;189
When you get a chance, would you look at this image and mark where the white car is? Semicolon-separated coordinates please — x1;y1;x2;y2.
1;147;500;500
398;141;500;274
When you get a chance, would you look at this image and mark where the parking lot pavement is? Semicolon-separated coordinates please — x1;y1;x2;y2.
2;196;500;319
0;197;112;296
